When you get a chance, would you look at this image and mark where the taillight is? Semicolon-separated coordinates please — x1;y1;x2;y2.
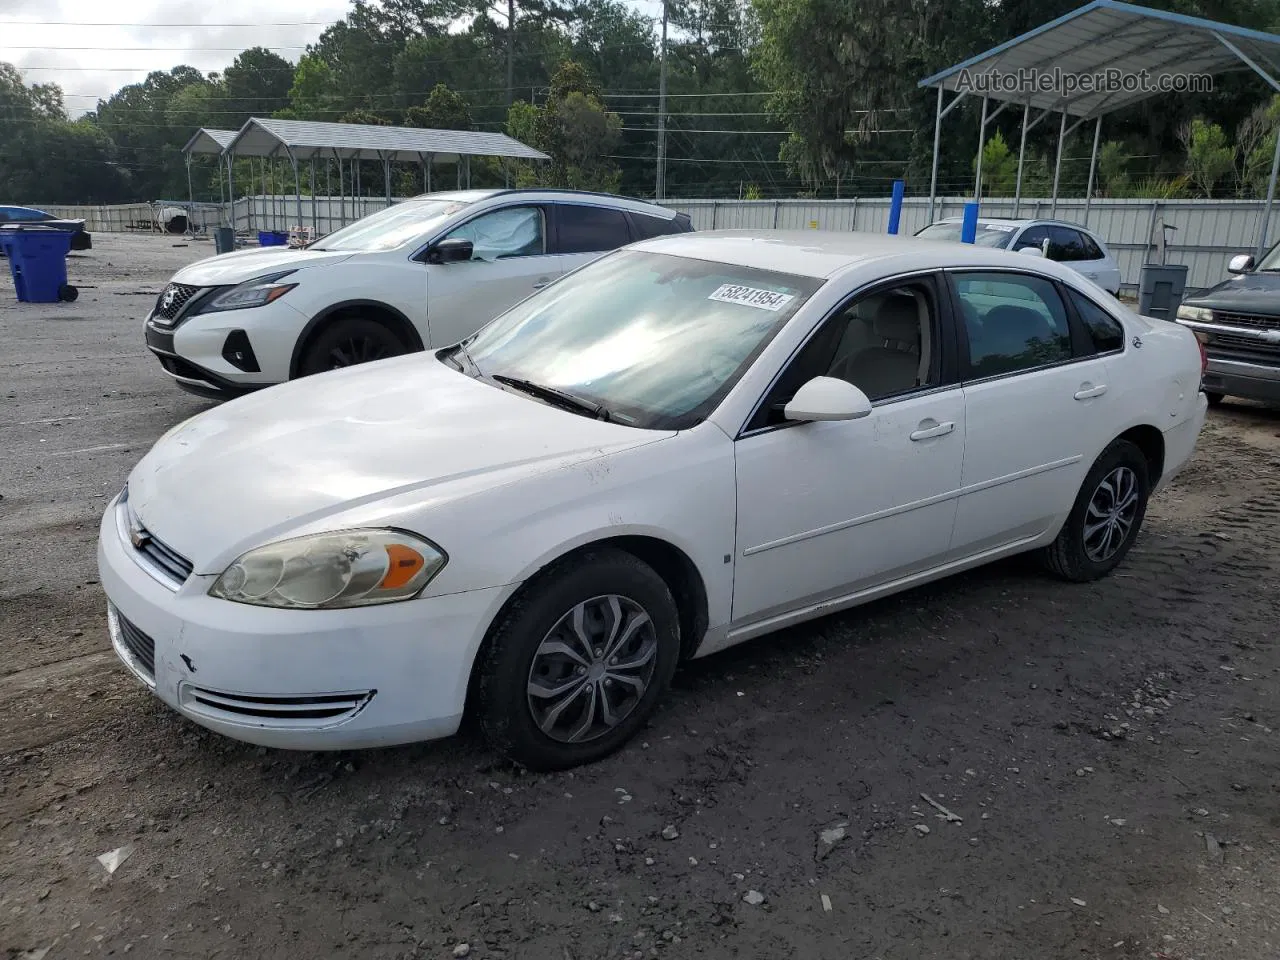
1193;330;1209;375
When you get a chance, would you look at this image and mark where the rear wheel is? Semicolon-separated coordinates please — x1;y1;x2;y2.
475;548;681;771
298;317;407;377
1040;439;1150;582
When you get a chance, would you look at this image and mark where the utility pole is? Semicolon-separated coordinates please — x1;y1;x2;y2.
506;0;516;106
656;0;668;200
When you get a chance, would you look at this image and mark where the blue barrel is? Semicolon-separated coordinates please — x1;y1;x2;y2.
0;228;77;303
257;230;289;247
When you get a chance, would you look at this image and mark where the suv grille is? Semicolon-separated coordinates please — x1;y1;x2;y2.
1213;310;1280;331
152;282;201;322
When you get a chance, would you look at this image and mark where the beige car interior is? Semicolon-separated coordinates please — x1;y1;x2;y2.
827;286;933;400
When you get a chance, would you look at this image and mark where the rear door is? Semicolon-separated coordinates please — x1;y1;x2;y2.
424;204;563;347
549;203;636;272
946;269;1117;558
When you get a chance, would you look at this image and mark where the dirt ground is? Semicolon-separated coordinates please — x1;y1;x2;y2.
2;234;1280;960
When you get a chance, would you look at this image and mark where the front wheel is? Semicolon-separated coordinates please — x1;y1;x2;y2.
475;548;681;771
1040;439;1150;582
298;317;407;377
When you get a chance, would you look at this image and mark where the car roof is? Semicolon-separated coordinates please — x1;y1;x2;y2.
0;205;50;215
929;216;1098;233
630;229;1088;280
406;188;683;219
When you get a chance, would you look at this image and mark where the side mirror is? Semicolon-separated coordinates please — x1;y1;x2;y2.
1228;253;1255;275
783;376;873;423
425;237;473;264
1015;246;1045;258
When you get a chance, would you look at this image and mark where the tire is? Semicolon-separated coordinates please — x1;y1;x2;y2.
1040;439;1150;583
57;284;78;302
475;548;681;771
1205;391;1225;407
297;317;408;377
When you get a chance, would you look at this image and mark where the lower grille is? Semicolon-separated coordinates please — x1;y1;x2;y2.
112;607;156;680
180;687;375;728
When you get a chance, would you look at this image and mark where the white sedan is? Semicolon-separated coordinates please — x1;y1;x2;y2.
99;231;1207;770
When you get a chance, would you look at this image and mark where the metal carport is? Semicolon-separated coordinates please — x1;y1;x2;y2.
179;128;238;229
919;0;1280;255
218;118;550;236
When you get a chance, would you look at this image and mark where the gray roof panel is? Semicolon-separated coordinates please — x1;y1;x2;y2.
181;128;237;156
919;0;1280;118
222;117;549;162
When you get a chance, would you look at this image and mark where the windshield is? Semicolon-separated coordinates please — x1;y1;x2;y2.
1256;240;1280;271
915;222;1016;248
461;250;823;430
311;198;473;252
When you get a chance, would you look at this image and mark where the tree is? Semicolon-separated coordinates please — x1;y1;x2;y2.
529;60;623;190
222;47;295;125
1238;95;1280;197
283;54;343;121
1179;117;1235;197
339;109;393;125
974;130;1017;197
405;84;473;129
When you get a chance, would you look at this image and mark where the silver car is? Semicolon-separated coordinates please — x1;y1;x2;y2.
916;217;1123;297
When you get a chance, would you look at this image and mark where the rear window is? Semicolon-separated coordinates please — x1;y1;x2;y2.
555;205;633;254
915;222;1016;249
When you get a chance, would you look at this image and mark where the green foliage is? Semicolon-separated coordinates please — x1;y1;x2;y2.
975;130;1017;197
339;109;393;125
1179;117;1236;198
744;182;763;199
517;60;624;191
405;84;473;130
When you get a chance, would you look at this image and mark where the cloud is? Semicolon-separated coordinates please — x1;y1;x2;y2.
0;0;350;115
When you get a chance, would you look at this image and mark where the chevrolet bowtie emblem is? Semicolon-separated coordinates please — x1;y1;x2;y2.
129;520;150;550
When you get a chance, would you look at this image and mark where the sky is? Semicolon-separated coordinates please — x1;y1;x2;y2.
0;0;355;116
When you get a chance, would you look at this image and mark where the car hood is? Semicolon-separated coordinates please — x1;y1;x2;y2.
125;354;671;574
172;246;359;286
1183;272;1280;316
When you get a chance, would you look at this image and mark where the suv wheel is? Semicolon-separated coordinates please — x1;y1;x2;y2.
298;317;407;376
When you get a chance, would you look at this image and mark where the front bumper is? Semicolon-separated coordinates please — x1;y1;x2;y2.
144;297;306;397
97;493;511;750
1202;356;1280;403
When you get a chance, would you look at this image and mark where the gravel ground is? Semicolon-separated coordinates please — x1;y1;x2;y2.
3;234;1280;960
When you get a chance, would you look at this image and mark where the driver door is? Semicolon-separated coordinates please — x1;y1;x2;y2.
424;204;563;347
731;274;966;627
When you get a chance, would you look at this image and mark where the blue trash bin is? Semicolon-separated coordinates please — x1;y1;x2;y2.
0;227;77;303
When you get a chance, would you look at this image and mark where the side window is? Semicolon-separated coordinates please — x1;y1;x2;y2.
630;213;684;240
1014;225;1050;255
1048;226;1088;262
444;206;544;261
1079;232;1105;261
953;272;1073;378
749;279;939;430
1066;287;1125;353
555;205;632;254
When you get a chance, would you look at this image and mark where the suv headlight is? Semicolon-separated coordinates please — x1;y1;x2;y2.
201;271;298;313
1176;305;1213;323
209;529;446;609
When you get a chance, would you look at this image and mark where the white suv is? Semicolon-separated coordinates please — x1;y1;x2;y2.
916;217;1123;297
144;189;693;398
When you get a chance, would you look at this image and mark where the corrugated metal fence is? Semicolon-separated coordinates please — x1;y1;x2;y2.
37;194;1276;292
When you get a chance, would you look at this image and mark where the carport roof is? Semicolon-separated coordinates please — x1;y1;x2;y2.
221;117;549;163
918;0;1280;118
181;128;237;156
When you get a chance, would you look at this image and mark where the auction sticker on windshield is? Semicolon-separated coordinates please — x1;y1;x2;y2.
707;284;796;312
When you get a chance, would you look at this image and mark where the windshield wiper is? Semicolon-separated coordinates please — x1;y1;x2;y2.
492;375;612;422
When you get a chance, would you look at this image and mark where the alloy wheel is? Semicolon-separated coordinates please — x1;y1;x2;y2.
328;335;391;369
1082;465;1140;562
526;594;659;743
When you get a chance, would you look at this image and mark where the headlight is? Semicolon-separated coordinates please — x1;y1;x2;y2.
201;271;298;313
1176;305;1213;323
209;529;446;609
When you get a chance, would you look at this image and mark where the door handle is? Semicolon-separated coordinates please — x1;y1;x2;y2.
1074;384;1108;400
532;277;552;289
909;420;955;441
